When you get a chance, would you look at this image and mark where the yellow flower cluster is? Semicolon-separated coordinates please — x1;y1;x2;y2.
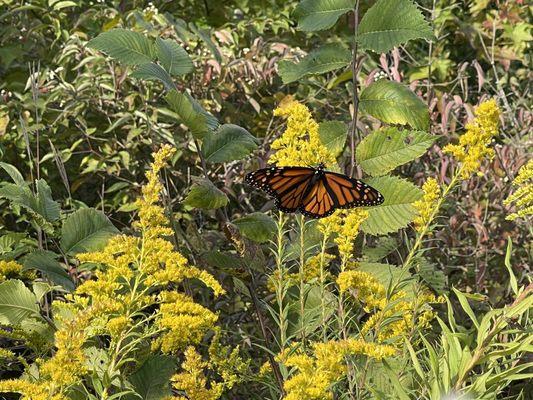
0;380;66;400
152;291;218;354
268;253;335;292
504;159;533;221
413;177;441;231
282;339;395;400
269;97;337;167
318;209;369;261
337;270;442;343
443;99;500;178
0;260;35;282
171;346;224;400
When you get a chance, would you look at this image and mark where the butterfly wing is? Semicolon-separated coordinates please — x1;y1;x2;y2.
299;176;337;218
322;171;384;208
245;167;315;213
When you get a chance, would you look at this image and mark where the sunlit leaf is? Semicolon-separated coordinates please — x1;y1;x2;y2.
357;0;433;54
87;29;155;66
359;80;429;129
294;0;355;31
0;279;42;325
131;62;175;91
203;124;258;163
319;121;348;156
155;37;193;76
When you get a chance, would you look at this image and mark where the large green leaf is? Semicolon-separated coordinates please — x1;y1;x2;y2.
87;29;155;66
131;62;175;91
232;212;276;243
165;90;218;139
319;121;348;156
361;175;422;235
0;279;41;325
0;179;59;223
35;180;60;222
358;262;403;288
60;208;119;255
278;43;351;84
416;258;446;294
359;80;429;130
155;38;193;76
294;0;355;31
183;178;228;209
23;250;75;291
356;127;435;176
357;0;433;54
0;162;25;185
127;356;175;400
203;124;258;163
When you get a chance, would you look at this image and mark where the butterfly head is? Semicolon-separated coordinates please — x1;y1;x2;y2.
316;162;326;171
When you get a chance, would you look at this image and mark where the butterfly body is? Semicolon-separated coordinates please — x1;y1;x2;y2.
246;164;384;219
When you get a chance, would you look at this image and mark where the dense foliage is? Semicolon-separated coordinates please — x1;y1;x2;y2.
0;0;531;399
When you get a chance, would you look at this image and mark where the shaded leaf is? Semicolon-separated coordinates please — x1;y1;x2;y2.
165;90;218;139
359;79;429;129
23;250;75;291
203;124;258;163
361;175;422;235
286;284;335;337
416;257;446;294
0;162;25;186
131;62;175;91
0;279;41;325
356;127;435;176
232;212;276;243
35;180;60;222
294;0;355;31
61;208;119;255
319;121;348;156
204;251;243;270
155;38;193;76
127;356;175;400
362;236;398;262
87;29;155;66
278;44;351;84
358;0;433;54
183;178;228;209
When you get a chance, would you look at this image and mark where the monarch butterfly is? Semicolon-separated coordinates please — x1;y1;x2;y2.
245;164;384;219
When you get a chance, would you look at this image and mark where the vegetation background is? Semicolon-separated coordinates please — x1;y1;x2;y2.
0;0;531;399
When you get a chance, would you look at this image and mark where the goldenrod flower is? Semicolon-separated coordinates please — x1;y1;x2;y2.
413;177;441;231
318;209;368;260
269;98;336;167
337;270;386;310
0;380;66;400
443;99;500;178
0;260;36;282
504;159;533;220
171;346;224;400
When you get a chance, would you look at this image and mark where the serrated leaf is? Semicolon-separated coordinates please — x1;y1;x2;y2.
203;124;258;163
232;212;276;243
60;208;119;255
361;175;422;235
127;356;175;400
131;62;175;91
0;279;42;325
35;180;60;222
416;258;446;294
357;0;433;54
87;29;155;66
362;236;398;262
155;38;193;76
358;262;403;288
356;127;435;176
294;0;355;31
183;178;228;209
23;250;74;291
278;43;351;84
319;121;348;156
165;90;218;139
360;79;429;129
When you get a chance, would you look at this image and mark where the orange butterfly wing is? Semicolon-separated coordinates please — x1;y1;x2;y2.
322;171;384;209
245;167;315;212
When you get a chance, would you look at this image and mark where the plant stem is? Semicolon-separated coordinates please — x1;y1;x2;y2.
275;212;288;349
349;0;361;178
298;215;307;348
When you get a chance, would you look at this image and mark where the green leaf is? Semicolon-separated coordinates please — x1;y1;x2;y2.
232;212;276;243
356;127;435;176
155;38;193;76
286;284;335;337
0;162;26;186
183;178;228;209
60;208;119;255
278;43;351;84
416;258;446;294
319;121;348;156
359;80;429;130
203;124;258;163
0;279;41;325
361;175;422;235
504;237;518;295
165;90;218;139
452;287;480;329
204;251;243;270
358;262;403;288
131;62;175;91
87;29;155;66
35;180;60;222
357;0;433;54
127;356;175;400
23;250;75;291
294;0;355;31
361;236;398;262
